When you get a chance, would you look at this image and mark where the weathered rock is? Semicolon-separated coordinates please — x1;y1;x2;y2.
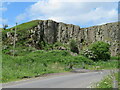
3;20;120;56
57;46;67;50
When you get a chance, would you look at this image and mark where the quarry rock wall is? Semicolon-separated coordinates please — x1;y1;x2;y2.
33;20;119;56
5;20;120;56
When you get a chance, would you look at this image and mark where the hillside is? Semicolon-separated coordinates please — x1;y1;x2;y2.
2;20;119;56
2;20;119;83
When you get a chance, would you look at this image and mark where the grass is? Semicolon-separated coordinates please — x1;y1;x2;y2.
116;72;120;89
110;56;120;60
84;60;118;70
95;74;113;88
2;50;118;83
2;20;70;55
2;50;93;83
2;45;37;56
2;20;41;48
3;20;40;32
95;72;119;89
1;19;119;88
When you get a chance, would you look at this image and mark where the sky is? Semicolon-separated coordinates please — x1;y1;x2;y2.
0;0;119;28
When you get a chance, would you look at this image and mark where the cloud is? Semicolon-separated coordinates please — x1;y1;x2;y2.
0;2;8;12
0;18;8;23
0;17;8;28
2;0;120;2
16;13;27;22
16;0;118;27
0;24;2;28
0;7;7;12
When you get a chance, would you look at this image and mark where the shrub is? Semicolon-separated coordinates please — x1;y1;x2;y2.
82;49;97;60
83;41;110;61
69;39;79;54
54;42;62;47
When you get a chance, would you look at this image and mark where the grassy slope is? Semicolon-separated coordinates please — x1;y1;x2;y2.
2;20;41;55
3;20;40;32
2;20;40;43
2;50;93;83
2;50;118;83
2;20;40;42
2;20;119;84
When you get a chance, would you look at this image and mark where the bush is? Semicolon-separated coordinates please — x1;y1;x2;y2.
83;41;110;61
69;40;79;54
82;49;97;60
54;42;62;47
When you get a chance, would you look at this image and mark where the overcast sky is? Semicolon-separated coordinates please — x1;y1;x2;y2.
0;0;119;28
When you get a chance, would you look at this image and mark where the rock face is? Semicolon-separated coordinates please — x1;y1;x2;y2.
3;20;120;56
80;23;120;56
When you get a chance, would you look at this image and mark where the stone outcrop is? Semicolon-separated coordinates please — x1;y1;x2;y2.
80;22;120;56
3;20;120;56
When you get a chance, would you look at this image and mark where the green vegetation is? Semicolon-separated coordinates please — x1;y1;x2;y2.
2;50;93;83
3;24;8;30
2;45;37;56
2;20;119;85
2;20;40;49
96;74;113;88
2;49;118;83
2;41;68;56
69;39;79;54
84;60;118;70
83;41;110;61
95;72;119;88
2;36;118;83
4;20;40;32
110;56;120;60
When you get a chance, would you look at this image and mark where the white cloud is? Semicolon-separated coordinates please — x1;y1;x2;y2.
0;17;13;28
0;18;8;24
16;0;118;27
16;13;27;22
2;0;120;2
0;1;8;12
0;24;3;28
0;17;8;28
0;7;7;12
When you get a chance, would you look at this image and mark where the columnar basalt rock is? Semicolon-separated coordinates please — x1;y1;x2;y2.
82;22;120;56
4;20;120;56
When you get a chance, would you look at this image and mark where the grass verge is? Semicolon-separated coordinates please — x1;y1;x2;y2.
95;72;119;88
84;60;118;70
2;50;118;83
2;50;92;83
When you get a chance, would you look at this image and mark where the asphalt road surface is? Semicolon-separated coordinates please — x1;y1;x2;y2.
3;70;111;88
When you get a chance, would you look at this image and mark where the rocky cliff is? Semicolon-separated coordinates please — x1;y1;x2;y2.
3;20;120;56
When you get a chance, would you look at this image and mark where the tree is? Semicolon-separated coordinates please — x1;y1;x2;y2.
3;24;8;30
87;41;110;61
69;39;79;54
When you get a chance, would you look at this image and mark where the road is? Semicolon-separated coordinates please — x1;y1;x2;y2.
2;70;111;88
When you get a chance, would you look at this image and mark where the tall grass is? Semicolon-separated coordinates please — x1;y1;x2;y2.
110;56;120;60
2;50;92;83
95;72;119;88
2;50;118;83
84;60;118;70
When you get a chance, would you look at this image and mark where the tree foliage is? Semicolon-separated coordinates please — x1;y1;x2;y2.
3;24;8;30
69;39;79;54
83;41;110;61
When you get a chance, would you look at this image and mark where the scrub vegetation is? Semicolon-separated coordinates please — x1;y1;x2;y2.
1;20;119;84
95;72;119;89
